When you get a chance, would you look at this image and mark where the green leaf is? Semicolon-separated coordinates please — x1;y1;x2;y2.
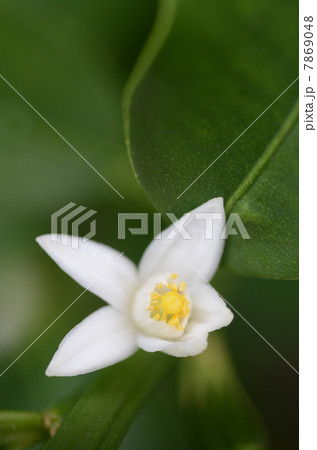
123;0;298;279
178;335;267;449
44;352;173;450
222;116;298;279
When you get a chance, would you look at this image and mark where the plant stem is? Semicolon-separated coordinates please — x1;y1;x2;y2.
0;409;61;449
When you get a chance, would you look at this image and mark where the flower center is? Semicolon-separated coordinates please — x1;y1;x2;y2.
161;291;183;314
147;273;190;330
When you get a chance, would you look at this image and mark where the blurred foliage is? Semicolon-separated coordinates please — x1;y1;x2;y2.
0;0;298;449
178;336;267;450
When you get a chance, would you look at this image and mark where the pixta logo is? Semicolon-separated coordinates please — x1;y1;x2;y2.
117;212;250;240
51;202;97;249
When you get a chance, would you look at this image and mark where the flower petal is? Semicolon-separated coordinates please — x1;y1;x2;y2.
183;282;234;339
136;333;172;352
138;198;225;283
46;306;137;376
136;332;208;357
36;235;137;311
161;333;208;357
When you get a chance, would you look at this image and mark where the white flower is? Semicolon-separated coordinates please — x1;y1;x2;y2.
36;198;233;377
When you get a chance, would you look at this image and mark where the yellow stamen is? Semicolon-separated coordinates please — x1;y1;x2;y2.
161;311;167;322
168;315;183;330
152;305;161;311
181;306;190;317
150;291;162;300
168;282;178;292
147;273;190;330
